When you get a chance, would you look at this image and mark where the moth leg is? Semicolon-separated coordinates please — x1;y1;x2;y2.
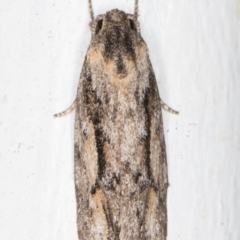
160;99;179;114
54;99;76;117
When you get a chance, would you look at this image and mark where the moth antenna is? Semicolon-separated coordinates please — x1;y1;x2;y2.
88;0;94;21
160;99;179;115
134;0;139;17
54;99;76;118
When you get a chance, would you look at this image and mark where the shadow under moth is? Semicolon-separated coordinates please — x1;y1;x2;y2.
55;0;178;239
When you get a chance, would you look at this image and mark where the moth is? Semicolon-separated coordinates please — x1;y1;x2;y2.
55;0;178;239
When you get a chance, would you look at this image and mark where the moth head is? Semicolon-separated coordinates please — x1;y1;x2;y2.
90;9;140;36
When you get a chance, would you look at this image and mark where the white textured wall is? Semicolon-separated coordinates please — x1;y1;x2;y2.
0;0;239;239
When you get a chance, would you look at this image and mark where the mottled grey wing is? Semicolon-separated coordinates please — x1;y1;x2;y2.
74;59;116;239
143;64;168;239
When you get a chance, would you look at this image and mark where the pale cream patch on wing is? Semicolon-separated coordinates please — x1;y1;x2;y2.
82;120;98;187
88;45;137;93
150;116;161;184
105;59;136;92
103;141;118;170
144;188;160;238
136;41;148;56
88;46;103;65
90;189;109;238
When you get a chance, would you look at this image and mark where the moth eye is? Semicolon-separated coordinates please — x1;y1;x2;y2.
95;19;103;34
128;19;137;31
